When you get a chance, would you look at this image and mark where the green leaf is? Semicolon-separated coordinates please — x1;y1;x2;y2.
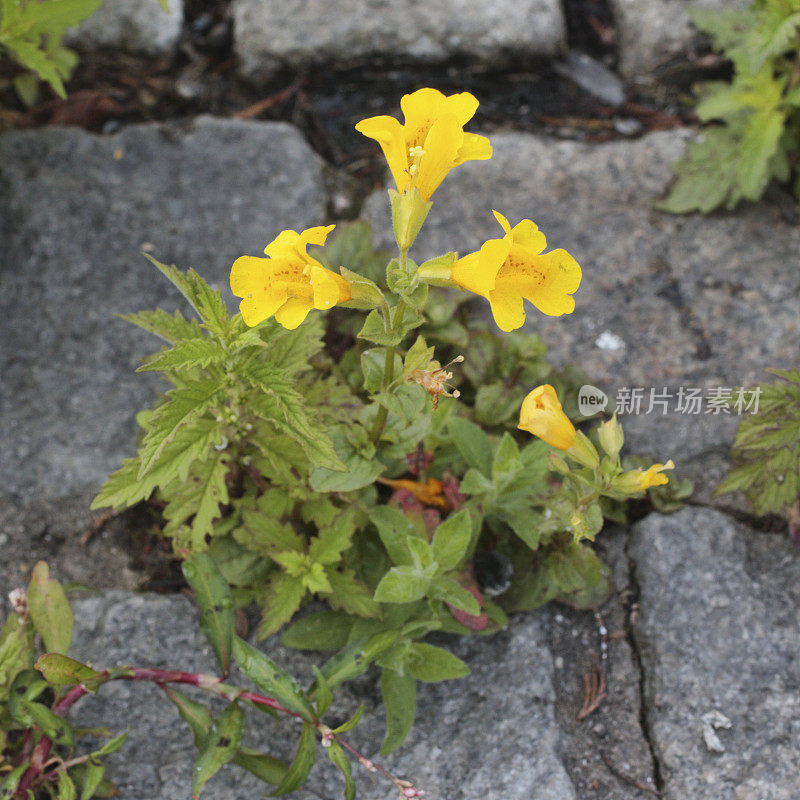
370;505;422;566
256;573;307;640
57;771;77;800
374;566;431;604
271;721;316;796
92;730;128;757
403;334;435;377
431;509;472;572
144;256;231;339
25;700;75;746
308;508;357;564
137;338;226;373
327;741;355;800
738;108;785;199
448;417;494;474
163;452;230;548
182;553;235;675
281;610;354;651
380;668;417;755
323;569;382;619
28;561;73;655
34;653;105;687
373;383;428;425
191;702;245;799
138;379;226;478
91;417;223;510
119;308;204;344
13;71;38;106
163;686;213;747
331;704;363;734
232;637;317;723
406;643;470;682
492;433;522;486
312;665;333;716
430;577;481;616
79;758;106;800
319;631;399;689
8;668;48;726
232;749;288;787
357;309;405;347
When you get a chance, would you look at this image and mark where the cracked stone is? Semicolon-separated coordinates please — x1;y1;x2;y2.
68;592;578;799
232;0;566;81
630;507;800;799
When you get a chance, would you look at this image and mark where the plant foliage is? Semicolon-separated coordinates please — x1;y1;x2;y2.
659;0;800;213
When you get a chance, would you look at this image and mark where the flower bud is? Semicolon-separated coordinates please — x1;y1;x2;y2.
612;460;675;493
597;414;624;458
518;384;577;451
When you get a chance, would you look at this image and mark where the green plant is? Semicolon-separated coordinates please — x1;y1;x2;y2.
84;87;678;796
717;369;800;521
659;0;800;213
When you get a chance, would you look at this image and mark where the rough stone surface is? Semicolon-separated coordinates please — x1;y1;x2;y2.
364;129;800;497
611;0;749;79
66;0;184;56
233;0;566;80
67;592;587;800
0;118;325;593
630;507;800;799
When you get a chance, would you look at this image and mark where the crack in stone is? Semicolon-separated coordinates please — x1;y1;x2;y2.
623;532;665;796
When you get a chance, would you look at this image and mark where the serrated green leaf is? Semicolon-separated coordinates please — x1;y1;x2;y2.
271;721;316;796
373;383;428;425
232;637;317;723
28;561;72;655
163;452;230;548
406;643;470;682
308;508;357;564
144;256;231;339
323;569;382;619
182;553;235;674
255;573;306;639
357;308;405;347
92;416;222;510
369;505;422;566
138;379;226;478
738;108;785;199
380;668;417;755
191;702;245;799
138;338;226;373
119;309;204;343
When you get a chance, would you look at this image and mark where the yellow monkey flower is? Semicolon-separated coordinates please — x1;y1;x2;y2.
450;211;581;332
518;384;577;451
230;225;350;330
620;461;675;492
355;87;492;202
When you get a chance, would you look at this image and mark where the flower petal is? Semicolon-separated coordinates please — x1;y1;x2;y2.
488;283;526;332
510;219;547;253
443;92;480;126
309;265;340;310
526;249;581;316
274;296;313;330
355;114;409;194
451;235;511;297
455;132;492;165
416;113;464;201
400;87;447;137
264;229;301;258
298;224;336;251
230;256;288;327
492;209;512;234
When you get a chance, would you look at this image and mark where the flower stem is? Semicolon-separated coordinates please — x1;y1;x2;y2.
369;295;407;444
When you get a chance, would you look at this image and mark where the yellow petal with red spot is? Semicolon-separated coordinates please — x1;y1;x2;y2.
230;255;288;327
488;283;526;332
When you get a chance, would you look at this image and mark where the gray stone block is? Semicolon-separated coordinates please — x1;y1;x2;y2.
233;0;566;80
630;507;800;799
66;0;185;56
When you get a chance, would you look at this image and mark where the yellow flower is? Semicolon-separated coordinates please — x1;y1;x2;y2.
518;384;577;451
633;461;674;490
355;87;492;201
230;225;350;329
450;211;581;332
